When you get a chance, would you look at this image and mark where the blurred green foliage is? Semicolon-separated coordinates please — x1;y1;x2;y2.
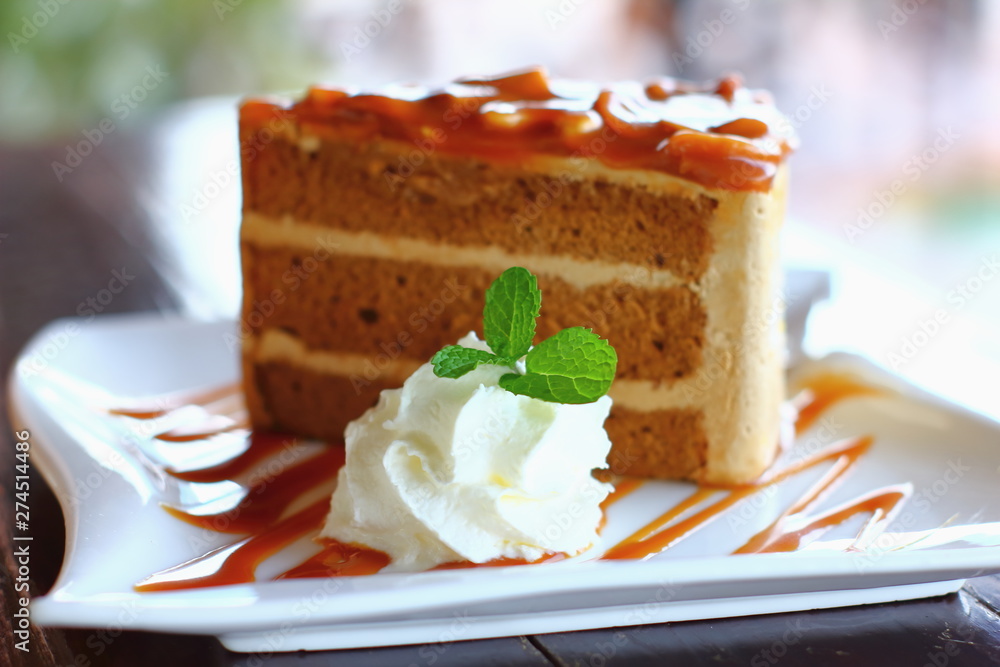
0;0;325;141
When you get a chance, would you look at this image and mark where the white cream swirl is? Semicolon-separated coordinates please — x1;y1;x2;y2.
321;333;613;571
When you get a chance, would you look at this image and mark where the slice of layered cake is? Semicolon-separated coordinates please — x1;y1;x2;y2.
238;68;794;485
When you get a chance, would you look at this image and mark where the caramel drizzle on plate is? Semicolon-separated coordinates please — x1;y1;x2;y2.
112;370;901;592
603;372;897;560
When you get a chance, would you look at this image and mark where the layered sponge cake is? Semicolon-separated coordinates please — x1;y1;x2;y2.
238;69;794;485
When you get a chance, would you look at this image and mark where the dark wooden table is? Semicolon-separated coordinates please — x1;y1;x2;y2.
2;118;1000;666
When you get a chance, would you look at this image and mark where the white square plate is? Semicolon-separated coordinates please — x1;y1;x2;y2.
9;314;1000;652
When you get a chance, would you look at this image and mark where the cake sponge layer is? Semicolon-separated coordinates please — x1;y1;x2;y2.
248;351;710;481
604;407;707;478
241;238;706;383
240;132;717;282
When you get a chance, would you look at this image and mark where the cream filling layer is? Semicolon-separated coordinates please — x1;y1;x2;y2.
248;327;705;412
241;211;690;293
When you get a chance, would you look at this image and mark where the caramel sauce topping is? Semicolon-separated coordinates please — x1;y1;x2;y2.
241;68;795;192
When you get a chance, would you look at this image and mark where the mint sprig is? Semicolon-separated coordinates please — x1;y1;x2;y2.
483;266;539;361
430;267;617;404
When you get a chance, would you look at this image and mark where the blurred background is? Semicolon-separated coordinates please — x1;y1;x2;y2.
0;0;997;418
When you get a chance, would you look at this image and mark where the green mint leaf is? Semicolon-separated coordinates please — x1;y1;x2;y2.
483;267;540;360
498;327;617;403
431;345;503;379
430;267;618;405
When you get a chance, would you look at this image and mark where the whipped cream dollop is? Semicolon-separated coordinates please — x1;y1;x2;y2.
321;333;614;571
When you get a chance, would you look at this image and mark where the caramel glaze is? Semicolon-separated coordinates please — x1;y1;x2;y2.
602;436;889;560
793;371;884;435
735;485;911;555
165;431;295;484
137;499;329;592
154;418;249;443
163;447;345;535
109;382;241;420
276;539;390;580
114;369;899;591
604;372;902;561
240;68;795;193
